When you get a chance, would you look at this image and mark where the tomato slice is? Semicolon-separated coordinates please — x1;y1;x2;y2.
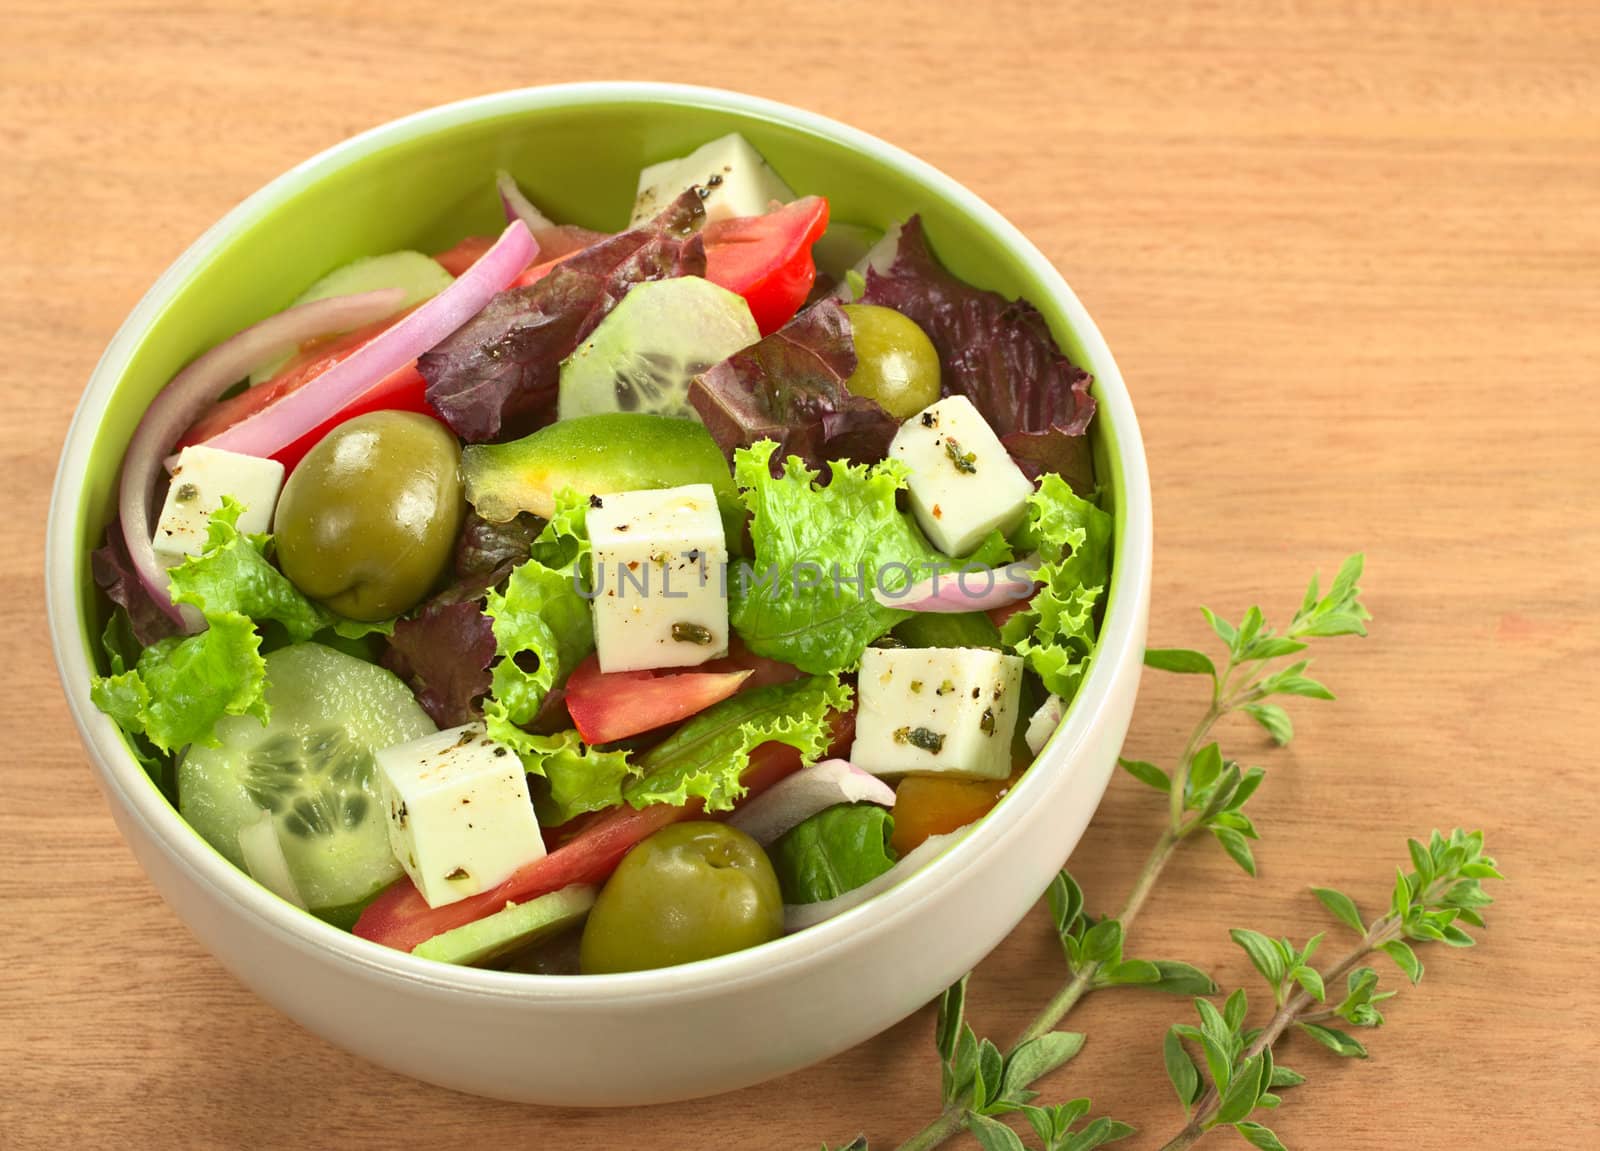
353;711;855;954
564;657;752;744
987;599;1031;630
434;235;496;277
702;196;829;335
562;642;802;744
177;307;446;473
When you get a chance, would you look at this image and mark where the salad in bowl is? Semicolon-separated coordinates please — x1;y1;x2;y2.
85;125;1113;977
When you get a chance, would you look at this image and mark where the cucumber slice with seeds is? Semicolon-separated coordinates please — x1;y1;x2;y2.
179;643;435;911
557;276;759;421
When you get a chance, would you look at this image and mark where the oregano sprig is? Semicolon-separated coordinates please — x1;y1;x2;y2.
1157;830;1503;1150
863;557;1370;1151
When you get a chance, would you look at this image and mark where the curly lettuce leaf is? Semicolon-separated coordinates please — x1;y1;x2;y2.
1001;475;1114;700
528;488;591;572
771;803;898;905
393;494;594;734
689;299;898;472
420;190;709;443
167;497;390;641
90;612;267;753
861;215;1097;492
730;441;1009;674
519;728;640;826
624;673;851;813
481;556;594;755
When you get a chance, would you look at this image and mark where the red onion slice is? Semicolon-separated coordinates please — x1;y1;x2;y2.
496;168;556;232
1025;694;1067;755
873;555;1042;613
196;219;536;463
496;171;609;264
726;758;895;846
784;828;967;932
118;289;408;628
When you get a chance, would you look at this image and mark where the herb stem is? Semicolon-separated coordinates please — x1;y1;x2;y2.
1117;826;1184;932
893;1107;965;1151
895;682;1240;1151
1156;920;1403;1150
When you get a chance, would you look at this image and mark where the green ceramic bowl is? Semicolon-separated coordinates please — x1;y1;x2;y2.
47;83;1152;1104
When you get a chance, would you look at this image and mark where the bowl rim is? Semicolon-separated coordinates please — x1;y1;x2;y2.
46;81;1152;1005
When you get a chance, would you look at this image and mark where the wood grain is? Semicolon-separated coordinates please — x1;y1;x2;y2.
3;1;1597;1147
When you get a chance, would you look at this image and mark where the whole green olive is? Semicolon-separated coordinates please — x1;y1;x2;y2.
579;822;783;974
274;411;464;620
841;303;942;419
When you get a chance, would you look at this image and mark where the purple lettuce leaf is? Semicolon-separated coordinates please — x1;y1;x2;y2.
688;299;899;474
379;571;505;728
91;523;180;648
453;511;543;581
861;215;1097;491
420;191;708;443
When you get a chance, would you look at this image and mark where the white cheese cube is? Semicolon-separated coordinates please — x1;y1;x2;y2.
889;396;1034;556
376;723;546;910
588;483;730;673
1025;695;1067;756
851;647;1025;781
154;445;285;564
630;132;795;226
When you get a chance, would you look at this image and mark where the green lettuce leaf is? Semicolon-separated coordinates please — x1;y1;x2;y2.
624;673;852;812
528;487;592;572
166;498;326;641
518;729;640;826
1001;475;1114;700
89;612;268;753
481;556;594;755
730;441;1009;674
166;497;392;641
771;803;898;905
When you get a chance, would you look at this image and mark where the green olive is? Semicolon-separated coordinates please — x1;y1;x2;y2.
274;411;464;621
841;303;942;419
579;822;783;974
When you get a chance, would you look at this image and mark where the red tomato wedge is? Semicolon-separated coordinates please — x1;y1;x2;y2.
176;308;445;473
440;225;607;285
433;235;496;277
563;642;803;744
702;196;829;335
354;712;855;954
987;599;1031;630
564;658;753;744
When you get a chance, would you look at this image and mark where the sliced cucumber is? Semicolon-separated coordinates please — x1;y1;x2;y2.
557;276;759;421
811;222;883;283
412;885;597;967
249;250;452;383
179;643;435;911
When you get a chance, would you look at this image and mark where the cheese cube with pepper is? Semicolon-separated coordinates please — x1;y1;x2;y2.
851;647;1025;781
888;395;1033;556
588;483;730;673
630;132;795;225
376;723;546;909
153;445;285;564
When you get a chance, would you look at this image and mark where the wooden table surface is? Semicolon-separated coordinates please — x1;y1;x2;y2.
4;2;1597;1147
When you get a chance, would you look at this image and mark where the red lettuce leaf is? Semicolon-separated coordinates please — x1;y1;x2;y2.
91;523;180;648
379;573;503;728
453;511;543;581
420;191;708;443
688;298;898;474
861;216;1096;490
